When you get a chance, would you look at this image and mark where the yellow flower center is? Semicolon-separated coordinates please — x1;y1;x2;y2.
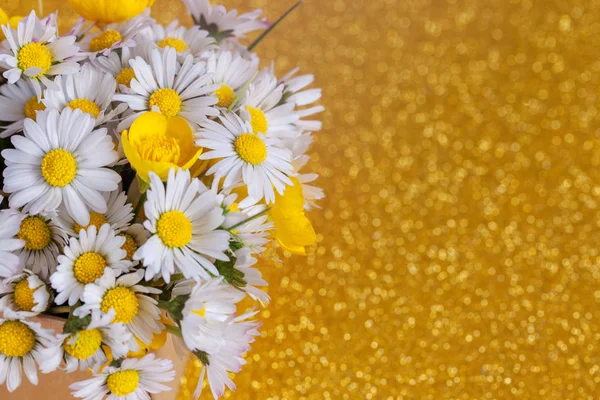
234;133;268;165
13;279;39;312
119;233;138;261
17;42;52;77
68;99;101;118
24;96;46;120
89;29;123;52
0;320;36;357
107;369;140;396
18;215;52;250
101;287;139;324
157;37;189;52
148;88;181;117
73;252;107;284
156;210;193;248
245;106;268;134
138;135;181;164
116;68;136;88
64;328;103;360
215;84;235;108
41;148;77;187
73;211;108;234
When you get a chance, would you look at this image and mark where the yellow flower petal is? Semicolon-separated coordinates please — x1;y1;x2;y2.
270;178;317;255
0;8;8;25
69;0;151;23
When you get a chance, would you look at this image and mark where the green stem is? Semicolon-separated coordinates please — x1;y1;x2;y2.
165;325;182;338
227;207;271;231
134;192;147;221
228;71;258;112
247;0;304;52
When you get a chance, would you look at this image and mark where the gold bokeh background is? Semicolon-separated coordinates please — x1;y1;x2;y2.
3;0;600;398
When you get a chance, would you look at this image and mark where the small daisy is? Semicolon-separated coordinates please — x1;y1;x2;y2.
15;211;67;278
91;43;152;91
119;223;150;266
1;108;121;226
279;67;325;132
0;206;24;278
143;19;215;59
114;47;219;130
134;169;230;282
238;68;299;139
51;224;131;306
80;10;152;55
222;195;273;254
226;248;269;305
205;50;258;109
69;353;174;400
183;0;268;40
42;63;127;125
52;310;132;374
0;311;63;392
0;271;51;317
196;112;293;204
56;190;134;237
176;278;245;352
0;79;45;138
192;311;261;399
0;11;80;97
75;269;164;347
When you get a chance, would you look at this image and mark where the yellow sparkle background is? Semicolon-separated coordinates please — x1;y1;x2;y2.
3;0;600;398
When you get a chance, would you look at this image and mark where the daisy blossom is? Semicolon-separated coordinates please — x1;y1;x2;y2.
143;19;215;59
279;67;325;132
0;271;51;317
69;353;174;400
0;11;80;97
15;211;68;278
50;310;132;373
114;47;219;130
0;311;62;392
0;79;45;137
205;50;258;109
1;108;121;226
91;43;152;91
183;0;268;40
80;10;153;55
0;206;24;278
42;63;128;125
134;168;230;282
75;269;164;347
51;224;131;306
119;223;150;266
196;112;293;204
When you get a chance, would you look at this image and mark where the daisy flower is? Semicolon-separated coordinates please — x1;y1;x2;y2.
15;211;68;278
238;68;299;139
205;50;258;109
0;271;51;317
0;11;80;97
119;223;150;266
80;10;152;55
1;108;121;226
42;63;128;125
0;206;24;278
279;67;325;132
69;353;174;400
222;194;273;254
56;190;134;237
51;224;131;306
183;0;268;40
225;248;269;305
196;112;293;204
290;133;324;211
0;79;45;138
134;169;230;282
192;311;261;399
91;43;152;91
175;278;245;352
113;47;219;130
0;311;63;392
74;269;164;347
143;19;215;59
51;310;132;374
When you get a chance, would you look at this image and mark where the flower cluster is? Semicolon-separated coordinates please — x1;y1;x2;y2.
0;0;323;398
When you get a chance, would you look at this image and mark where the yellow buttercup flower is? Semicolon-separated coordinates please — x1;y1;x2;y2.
122;112;203;182
68;0;151;24
270;177;317;255
0;9;21;40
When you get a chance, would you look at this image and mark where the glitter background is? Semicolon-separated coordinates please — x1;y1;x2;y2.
3;0;600;398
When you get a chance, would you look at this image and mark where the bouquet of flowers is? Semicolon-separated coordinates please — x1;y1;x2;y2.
0;0;323;398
